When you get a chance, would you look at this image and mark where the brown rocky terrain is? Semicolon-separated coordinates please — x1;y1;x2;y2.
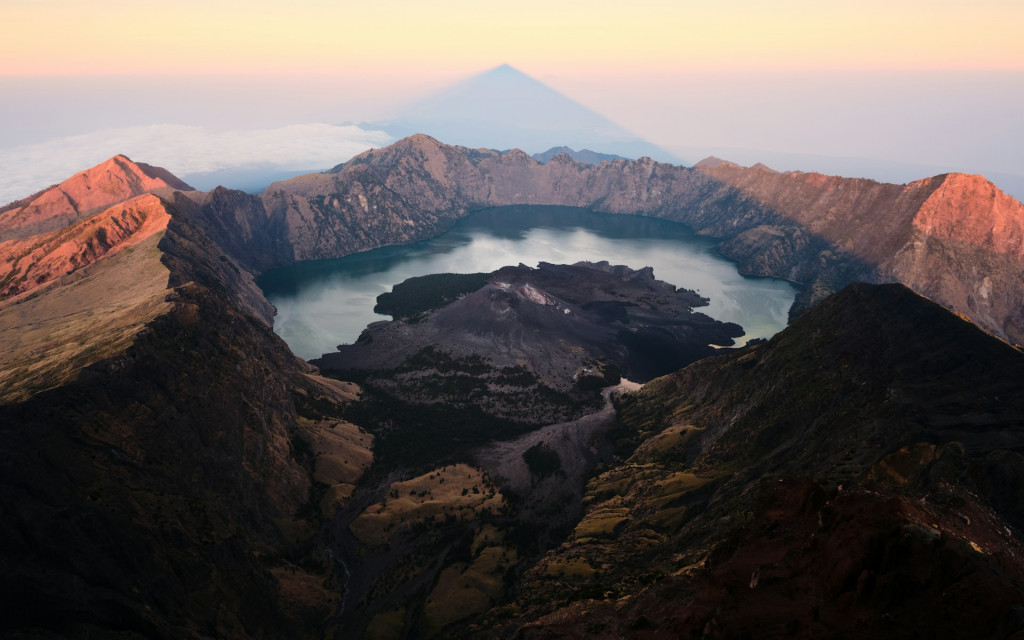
471;284;1024;638
0;193;172;302
698;160;1024;342
0;231;172;404
313;261;742;386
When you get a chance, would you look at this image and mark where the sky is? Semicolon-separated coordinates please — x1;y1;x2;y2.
3;0;1022;75
1;0;1023;203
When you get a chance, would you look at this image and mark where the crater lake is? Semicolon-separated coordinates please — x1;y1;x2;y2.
257;205;799;360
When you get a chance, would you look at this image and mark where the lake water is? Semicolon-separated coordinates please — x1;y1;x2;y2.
257;206;799;360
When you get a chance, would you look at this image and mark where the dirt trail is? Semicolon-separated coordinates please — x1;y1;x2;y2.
474;379;641;522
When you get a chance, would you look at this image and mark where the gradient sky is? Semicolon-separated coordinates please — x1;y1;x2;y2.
1;0;1023;202
3;0;1022;75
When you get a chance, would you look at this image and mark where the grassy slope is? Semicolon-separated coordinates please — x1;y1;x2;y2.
0;232;171;403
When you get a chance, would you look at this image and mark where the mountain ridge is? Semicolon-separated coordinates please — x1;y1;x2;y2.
7;140;1024;343
0;154;363;638
1;142;1024;637
0;154;192;241
248;134;1024;342
0;193;172;304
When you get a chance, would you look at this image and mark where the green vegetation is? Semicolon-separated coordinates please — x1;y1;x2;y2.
374;272;490;321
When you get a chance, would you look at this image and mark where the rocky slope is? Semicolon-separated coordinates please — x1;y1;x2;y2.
0;154;191;241
0;193;172;302
178;134;1024;343
476;283;1024;638
0;160;369;638
0;156;188;401
699;160;1024;342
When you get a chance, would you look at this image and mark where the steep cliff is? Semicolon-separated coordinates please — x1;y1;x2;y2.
700;161;1024;341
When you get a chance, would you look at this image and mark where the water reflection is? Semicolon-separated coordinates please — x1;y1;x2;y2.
258;206;798;360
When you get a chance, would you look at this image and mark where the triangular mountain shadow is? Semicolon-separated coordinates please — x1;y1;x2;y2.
369;64;680;163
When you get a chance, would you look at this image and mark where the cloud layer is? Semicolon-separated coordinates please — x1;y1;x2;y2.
0;123;393;206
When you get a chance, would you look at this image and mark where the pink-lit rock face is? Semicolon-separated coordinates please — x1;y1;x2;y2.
0;193;172;302
911;173;1024;260
697;161;1024;265
0;154;191;241
694;159;1024;341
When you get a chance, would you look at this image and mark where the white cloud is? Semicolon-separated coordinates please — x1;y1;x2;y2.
0;123;393;206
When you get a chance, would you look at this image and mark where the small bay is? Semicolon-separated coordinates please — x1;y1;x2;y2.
257;205;798;360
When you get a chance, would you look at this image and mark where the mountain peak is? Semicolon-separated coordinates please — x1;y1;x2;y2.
0;155;192;241
328;133;483;174
532;146;625;166
91;154;192;192
911;172;1024;260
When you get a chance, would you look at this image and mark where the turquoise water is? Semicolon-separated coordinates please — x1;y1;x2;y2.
257;205;799;360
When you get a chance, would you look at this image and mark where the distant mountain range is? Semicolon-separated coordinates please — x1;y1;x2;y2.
532;146;625;165
367;64;679;163
3;138;1024;638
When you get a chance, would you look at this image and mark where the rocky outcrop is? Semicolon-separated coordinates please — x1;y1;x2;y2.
171;186;295;273
0;154;192;241
890;173;1024;341
0;193;172;302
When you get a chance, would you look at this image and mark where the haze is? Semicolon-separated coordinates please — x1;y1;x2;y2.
2;0;1022;203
